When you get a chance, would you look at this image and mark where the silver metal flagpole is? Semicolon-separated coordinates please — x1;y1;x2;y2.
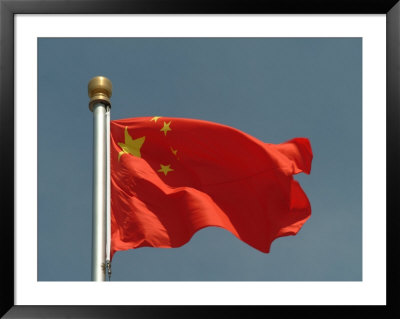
105;105;112;280
88;76;112;281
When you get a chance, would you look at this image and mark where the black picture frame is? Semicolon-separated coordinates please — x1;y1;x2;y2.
1;0;399;317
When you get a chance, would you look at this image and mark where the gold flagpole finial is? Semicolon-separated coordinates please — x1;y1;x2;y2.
88;76;112;111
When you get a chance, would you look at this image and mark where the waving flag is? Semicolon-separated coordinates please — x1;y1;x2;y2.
110;117;312;259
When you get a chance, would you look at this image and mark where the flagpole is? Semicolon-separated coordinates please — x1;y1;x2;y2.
88;76;112;281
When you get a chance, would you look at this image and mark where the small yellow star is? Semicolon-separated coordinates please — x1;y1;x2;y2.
117;127;145;161
160;121;172;136
170;147;178;156
151;116;162;123
158;164;174;176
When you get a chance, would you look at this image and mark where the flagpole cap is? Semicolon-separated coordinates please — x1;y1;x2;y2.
88;76;112;111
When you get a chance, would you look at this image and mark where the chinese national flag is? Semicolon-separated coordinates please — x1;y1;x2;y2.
110;117;312;259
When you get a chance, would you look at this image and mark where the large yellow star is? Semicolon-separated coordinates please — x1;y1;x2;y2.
150;116;162;123
118;127;145;161
158;164;174;176
160;121;172;136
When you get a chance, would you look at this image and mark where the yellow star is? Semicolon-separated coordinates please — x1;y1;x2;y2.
170;147;178;156
117;127;145;161
151;116;162;123
160;121;172;136
158;164;174;176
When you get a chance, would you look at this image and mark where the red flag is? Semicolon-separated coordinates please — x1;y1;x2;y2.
110;117;312;259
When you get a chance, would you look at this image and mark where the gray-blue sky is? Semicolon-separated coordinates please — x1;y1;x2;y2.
38;38;361;281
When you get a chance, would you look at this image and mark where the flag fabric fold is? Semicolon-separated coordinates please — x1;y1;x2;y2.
110;117;312;259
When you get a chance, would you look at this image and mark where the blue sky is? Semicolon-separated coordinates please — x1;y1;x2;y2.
38;37;362;281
